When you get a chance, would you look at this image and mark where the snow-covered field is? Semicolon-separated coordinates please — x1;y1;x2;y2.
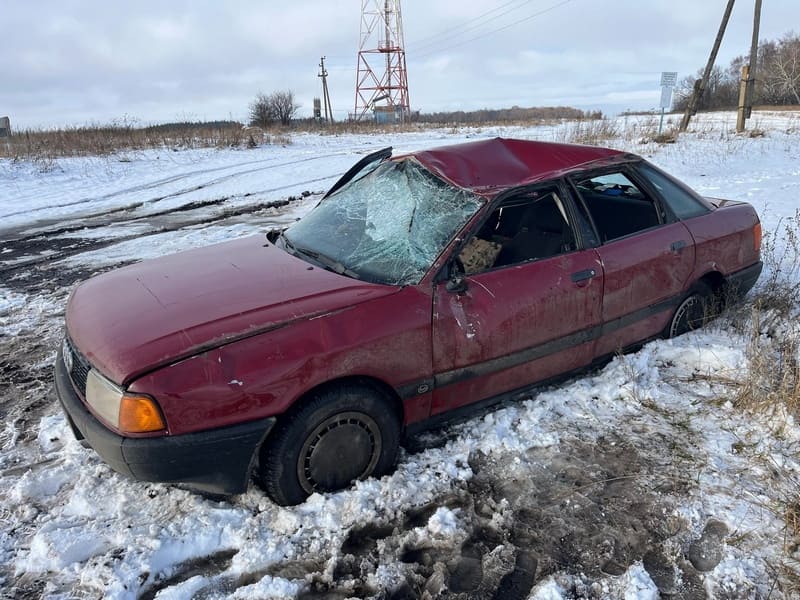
1;112;799;599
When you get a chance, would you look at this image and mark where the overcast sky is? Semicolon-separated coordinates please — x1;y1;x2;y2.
3;0;798;129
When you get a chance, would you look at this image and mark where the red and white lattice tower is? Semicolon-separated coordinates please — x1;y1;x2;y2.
353;0;410;122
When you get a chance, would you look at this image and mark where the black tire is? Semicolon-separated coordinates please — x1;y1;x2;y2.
666;281;714;338
256;382;401;506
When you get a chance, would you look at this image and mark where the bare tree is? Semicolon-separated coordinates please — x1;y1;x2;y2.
673;66;737;112
766;33;800;105
249;90;300;127
269;90;300;125
675;31;800;111
249;92;275;128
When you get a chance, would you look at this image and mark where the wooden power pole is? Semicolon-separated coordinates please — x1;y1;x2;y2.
679;0;737;132
318;56;334;123
737;0;763;132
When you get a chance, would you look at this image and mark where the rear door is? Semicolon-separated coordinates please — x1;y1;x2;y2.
430;184;603;415
569;169;696;355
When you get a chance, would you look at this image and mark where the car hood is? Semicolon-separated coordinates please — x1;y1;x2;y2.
66;235;399;385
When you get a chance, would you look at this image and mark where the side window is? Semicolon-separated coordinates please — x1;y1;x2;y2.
574;171;661;242
637;163;710;220
458;187;577;274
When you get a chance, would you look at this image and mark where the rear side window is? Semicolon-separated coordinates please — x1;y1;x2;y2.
637;163;710;220
573;172;661;242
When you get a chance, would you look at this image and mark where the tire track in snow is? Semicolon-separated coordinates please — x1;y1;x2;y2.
0;191;322;279
1;152;339;220
0;168;338;252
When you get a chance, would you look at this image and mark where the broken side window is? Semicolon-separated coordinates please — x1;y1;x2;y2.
458;187;578;273
283;159;483;285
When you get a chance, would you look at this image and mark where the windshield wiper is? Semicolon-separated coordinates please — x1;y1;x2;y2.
280;234;361;280
308;250;362;280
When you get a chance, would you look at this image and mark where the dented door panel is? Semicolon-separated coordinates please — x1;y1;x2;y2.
430;250;603;414
593;221;696;355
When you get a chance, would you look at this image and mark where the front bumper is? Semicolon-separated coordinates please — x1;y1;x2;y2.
54;349;276;495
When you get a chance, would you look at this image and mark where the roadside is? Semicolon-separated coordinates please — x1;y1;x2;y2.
1;114;799;599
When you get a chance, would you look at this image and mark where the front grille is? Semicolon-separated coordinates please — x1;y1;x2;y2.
65;337;91;397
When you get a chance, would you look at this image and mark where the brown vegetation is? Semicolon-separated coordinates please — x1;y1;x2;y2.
0;121;294;163
674;32;800;111
414;105;601;125
716;210;800;591
1;104;605;163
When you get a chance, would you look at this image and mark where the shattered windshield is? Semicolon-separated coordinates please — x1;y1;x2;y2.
282;158;483;285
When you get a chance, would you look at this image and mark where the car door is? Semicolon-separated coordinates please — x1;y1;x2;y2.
569;168;696;356
430;185;603;415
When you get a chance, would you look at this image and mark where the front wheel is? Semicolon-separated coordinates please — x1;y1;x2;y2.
256;383;401;506
666;282;714;338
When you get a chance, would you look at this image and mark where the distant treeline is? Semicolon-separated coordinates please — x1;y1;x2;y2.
2;106;607;162
675;31;800;111
143;120;242;132
415;106;603;124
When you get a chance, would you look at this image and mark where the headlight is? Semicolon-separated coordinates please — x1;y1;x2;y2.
85;369;166;434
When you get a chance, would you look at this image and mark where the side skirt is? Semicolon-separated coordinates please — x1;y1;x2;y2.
402;340;655;439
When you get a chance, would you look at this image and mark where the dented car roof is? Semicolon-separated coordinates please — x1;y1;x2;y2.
403;137;628;194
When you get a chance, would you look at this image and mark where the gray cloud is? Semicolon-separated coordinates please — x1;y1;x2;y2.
2;0;797;128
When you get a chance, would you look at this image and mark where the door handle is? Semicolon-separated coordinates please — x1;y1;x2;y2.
571;268;597;283
671;240;687;252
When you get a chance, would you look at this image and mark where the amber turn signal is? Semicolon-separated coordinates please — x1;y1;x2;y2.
753;222;762;252
119;395;167;433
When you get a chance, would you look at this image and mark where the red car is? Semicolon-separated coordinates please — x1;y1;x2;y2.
55;138;762;505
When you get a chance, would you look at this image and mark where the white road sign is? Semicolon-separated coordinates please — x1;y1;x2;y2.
661;71;678;87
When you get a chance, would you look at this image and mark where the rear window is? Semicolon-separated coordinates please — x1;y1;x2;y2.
637;163;710;220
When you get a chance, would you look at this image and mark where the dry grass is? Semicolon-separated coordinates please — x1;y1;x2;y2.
0;121;293;164
726;211;800;417
734;313;800;417
753;104;800;112
556;118;620;146
0;113;608;165
754;210;800;315
719;211;800;592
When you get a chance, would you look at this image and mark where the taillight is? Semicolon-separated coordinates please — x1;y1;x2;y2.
753;222;762;253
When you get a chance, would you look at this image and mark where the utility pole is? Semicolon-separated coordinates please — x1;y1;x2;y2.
318;56;334;123
737;0;763;132
679;0;736;132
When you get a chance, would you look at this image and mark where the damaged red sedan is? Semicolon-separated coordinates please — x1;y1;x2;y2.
55;138;762;505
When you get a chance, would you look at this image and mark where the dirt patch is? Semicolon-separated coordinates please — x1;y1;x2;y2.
234;435;717;599
137;549;238;600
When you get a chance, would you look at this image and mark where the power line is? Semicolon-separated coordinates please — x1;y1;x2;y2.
408;0;536;51
409;0;575;60
327;1;539;70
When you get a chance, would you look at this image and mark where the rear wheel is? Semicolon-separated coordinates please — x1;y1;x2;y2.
256;383;401;506
666;281;714;338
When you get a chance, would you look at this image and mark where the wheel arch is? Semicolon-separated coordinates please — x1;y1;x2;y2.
697;270;725;295
277;374;405;430
254;374;405;505
696;270;730;308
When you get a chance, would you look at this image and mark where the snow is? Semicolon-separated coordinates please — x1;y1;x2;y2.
2;111;800;598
